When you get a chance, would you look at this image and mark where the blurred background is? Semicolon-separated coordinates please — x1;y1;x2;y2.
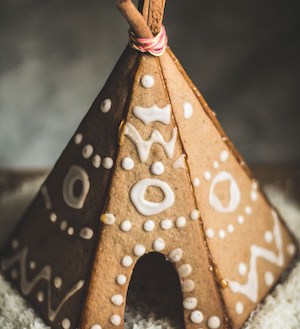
0;0;299;167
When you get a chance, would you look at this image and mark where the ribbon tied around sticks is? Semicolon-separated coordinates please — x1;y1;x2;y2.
129;25;168;57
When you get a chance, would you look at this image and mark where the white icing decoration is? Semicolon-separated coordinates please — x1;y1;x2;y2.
12;239;19;249
168;249;183;262
153;238;165;251
181;279;195;292
207;315;221;328
183;297;197;310
220;150;229;162
29;261;36;270
245;206;252;215
192;177;200;187
100;99;112;113
213;161;219;169
74;133;83;145
1;247;84;321
205;228;214;238
82;145;93;159
204;171;211;181
228;210;284;302
60;221;68;231
183;102;193;119
190;209;200;220
62;318;71;329
92;155;101;168
235;301;244;315
37;291;44;302
130;178;175;216
125;123;177;163
121;157;134;171
237;215;244;224
120;220;132;232
111;294;124;306
79;227;94;240
287;244;296;255
264;231;273;243
238;263;247;276
160;219;173;230
133;104;171;125
175;216;186;228
218;230;226;239
178;264;192;278
101;213;116;225
133;244;146;257
172;155;186;170
91;325;102;329
209;171;241;213
121;256;133;267
110;314;121;326
227;224;234;233
54;277;62;289
50;213;57;222
251;190;258;201
63;165;90;209
143;220;155;232
190;310;204;324
67;227;74;235
116;274;127;285
264;271;274;286
41;185;51;209
141;74;155;88
151;161;165;175
102;157;114;169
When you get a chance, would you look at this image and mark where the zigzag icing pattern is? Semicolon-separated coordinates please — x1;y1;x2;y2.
133;104;171;125
1;246;85;321
228;210;284;302
124;122;177;163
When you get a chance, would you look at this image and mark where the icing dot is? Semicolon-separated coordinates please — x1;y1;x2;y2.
116;274;127;285
190;310;204;324
133;244;146;257
101;99;112;113
218;230;226;239
90;325;102;329
238;263;247;276
11;239;19;249
101;213;116;225
168;248;183;262
183;297;197;310
50;212;57;222
176;216;186;228
153;237;165;252
220;150;229;162
29;261;36;270
62;318;71;329
178;264;192;278
122;157;134;171
204;171;211;181
190;209;200;220
181;279;195;292
264;231;273;243
60;220;68;231
67;227;74;235
251;190;258;201
213;161;219;169
160;219;173;230
235;301;244;315
192;177;200;187
92;155;101;168
54;277;62;288
141;75;154;88
264;271;274;286
120;220;132;232
121;256;133;267
111;294;124;306
110;314;121;326
237;215;244;224
11;269;18;279
82;145;93;159
287;244;296;255
183;102;193;119
227;224;234;233
252;180;258;190
102;157;114;169
79;227;94;240
37;291;44;302
74;133;83;144
245;206;252;215
143;220;155;232
207;315;221;328
150;161;165;175
205;228;214;238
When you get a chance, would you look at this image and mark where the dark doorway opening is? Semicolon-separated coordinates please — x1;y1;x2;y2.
125;252;185;329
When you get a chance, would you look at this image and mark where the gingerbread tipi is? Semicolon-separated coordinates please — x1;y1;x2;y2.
0;1;297;328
